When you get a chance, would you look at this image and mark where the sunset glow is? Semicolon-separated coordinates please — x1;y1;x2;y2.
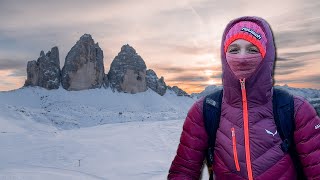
0;0;319;94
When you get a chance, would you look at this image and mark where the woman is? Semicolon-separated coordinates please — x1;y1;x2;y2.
168;16;320;179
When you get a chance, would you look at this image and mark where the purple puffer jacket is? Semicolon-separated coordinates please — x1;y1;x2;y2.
168;16;320;180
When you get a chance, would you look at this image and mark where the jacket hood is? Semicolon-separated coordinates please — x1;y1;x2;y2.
220;16;276;108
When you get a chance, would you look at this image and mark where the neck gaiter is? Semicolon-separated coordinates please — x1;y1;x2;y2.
226;53;262;79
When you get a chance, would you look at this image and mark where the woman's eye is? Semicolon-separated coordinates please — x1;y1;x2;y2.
248;47;259;53
228;48;239;53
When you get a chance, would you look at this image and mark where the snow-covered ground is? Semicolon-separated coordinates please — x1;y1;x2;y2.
0;87;211;179
2;84;318;179
0;117;199;180
0;87;195;129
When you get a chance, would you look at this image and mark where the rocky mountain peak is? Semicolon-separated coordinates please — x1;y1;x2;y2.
61;34;104;91
79;34;94;43
107;45;147;93
22;34;189;97
120;44;136;55
146;69;167;96
40;50;45;57
24;46;61;90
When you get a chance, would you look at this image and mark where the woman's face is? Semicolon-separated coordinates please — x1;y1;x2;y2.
226;39;260;55
225;39;262;79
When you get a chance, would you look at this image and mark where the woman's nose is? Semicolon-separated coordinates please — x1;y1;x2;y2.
239;49;247;55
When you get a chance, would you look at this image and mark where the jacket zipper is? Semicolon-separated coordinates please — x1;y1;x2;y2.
240;78;253;180
231;127;240;171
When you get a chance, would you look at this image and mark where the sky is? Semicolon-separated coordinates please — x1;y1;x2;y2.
0;0;319;94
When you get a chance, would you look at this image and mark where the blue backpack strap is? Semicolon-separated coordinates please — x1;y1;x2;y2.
203;89;223;180
272;88;306;179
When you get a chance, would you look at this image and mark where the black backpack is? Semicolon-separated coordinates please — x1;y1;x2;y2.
202;88;306;180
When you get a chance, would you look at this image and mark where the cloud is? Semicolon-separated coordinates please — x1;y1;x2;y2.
8;69;26;77
306;75;320;84
0;81;15;87
276;74;320;84
172;45;213;55
0;0;319;92
276;57;292;62
0;58;26;70
0;1;126;30
167;75;208;82
275;59;305;69
274;51;320;76
210;72;222;79
155;66;199;73
274;57;304;76
154;64;221;74
0;69;25;91
273;7;320;49
274;69;297;76
275;28;320;49
281;50;320;59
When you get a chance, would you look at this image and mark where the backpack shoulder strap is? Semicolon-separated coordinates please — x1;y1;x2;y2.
272;88;306;179
272;88;294;148
203;89;223;173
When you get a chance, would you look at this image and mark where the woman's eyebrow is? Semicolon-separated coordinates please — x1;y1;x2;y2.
246;44;258;48
228;44;239;49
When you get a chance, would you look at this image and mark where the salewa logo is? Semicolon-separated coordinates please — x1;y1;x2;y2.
265;129;278;136
241;27;262;40
315;124;320;130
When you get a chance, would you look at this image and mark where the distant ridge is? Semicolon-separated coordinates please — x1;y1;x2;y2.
23;34;189;97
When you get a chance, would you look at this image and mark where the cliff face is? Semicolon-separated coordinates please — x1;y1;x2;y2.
61;34;104;91
146;69;167;96
25;46;60;90
107;44;147;94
